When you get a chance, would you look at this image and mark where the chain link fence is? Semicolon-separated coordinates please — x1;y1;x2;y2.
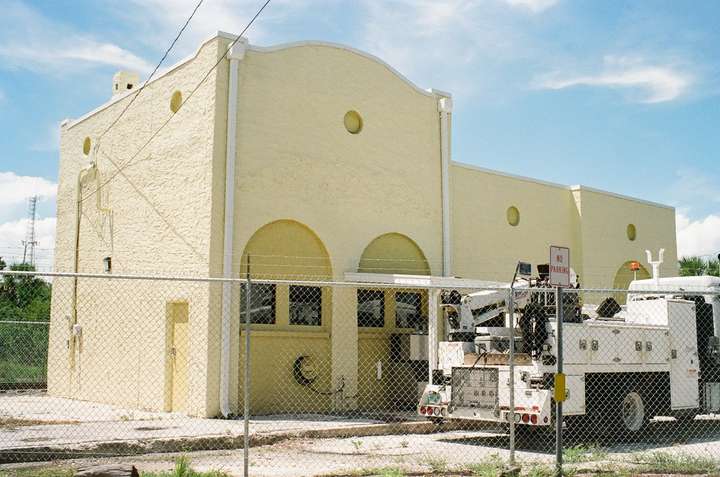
0;269;719;476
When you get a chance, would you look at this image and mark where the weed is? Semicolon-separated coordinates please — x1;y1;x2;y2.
525;465;554;477
351;439;364;453
423;456;448;474
632;451;720;475
562;444;607;464
399;439;409;448
465;454;504;477
342;467;405;477
140;456;230;477
379;469;405;477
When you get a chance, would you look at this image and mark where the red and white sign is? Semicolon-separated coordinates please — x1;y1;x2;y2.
549;246;570;287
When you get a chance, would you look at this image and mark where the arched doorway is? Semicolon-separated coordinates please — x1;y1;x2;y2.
356;233;430;411
613;261;651;304
238;220;333;414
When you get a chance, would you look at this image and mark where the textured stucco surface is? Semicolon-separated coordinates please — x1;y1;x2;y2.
49;35;679;418
49;37;225;417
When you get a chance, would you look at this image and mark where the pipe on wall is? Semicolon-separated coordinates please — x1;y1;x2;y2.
70;162;96;375
438;96;453;277
219;39;247;418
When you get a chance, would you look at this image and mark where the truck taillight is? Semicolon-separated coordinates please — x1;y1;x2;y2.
419;406;426;415
530;414;538;425
521;414;530;423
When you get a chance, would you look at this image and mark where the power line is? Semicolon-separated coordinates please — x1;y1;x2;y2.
97;0;206;143
81;0;272;204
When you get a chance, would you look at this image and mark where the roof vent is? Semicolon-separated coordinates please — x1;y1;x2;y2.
112;71;140;97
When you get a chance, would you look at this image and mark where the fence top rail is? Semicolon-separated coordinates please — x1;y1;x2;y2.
1;270;716;295
0;320;50;325
0;270;494;290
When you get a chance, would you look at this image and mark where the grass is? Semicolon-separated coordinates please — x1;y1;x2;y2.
339;467;406;477
141;457;230;477
0;360;46;384
0;468;74;477
562;445;607;464
422;457;448;474
0;457;229;477
464;454;504;477
631;451;720;475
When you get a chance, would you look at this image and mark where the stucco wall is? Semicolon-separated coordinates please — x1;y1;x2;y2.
48;37;226;416
450;163;677;288
451;163;580;282
572;187;678;288
226;42;444;277
220;42;445;413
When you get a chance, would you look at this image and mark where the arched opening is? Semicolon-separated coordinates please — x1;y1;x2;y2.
356;233;430;412
358;232;430;275
238;220;333;414
613;260;651;304
240;219;332;280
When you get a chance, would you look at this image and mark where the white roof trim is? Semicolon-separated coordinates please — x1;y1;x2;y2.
451;161;568;190
66;33;231;130
66;32;440;130
568;185;674;210
452;161;673;210
246;40;435;98
344;272;506;289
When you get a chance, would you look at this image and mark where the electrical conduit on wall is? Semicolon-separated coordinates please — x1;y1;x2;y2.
219;39;248;418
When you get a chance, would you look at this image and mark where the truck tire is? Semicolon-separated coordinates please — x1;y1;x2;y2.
614;389;648;437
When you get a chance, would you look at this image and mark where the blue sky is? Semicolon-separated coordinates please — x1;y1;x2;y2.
0;0;719;269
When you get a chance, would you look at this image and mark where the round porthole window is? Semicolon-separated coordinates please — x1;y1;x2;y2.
170;90;182;113
344;110;363;134
507;206;520;226
82;137;91;156
627;224;637;241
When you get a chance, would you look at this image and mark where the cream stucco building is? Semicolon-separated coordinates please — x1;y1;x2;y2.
49;32;678;417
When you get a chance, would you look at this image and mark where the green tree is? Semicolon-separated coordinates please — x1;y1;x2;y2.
0;263;52;385
679;256;720;277
679;256;708;276
707;259;720;277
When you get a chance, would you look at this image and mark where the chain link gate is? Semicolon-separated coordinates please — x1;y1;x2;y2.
0;269;718;476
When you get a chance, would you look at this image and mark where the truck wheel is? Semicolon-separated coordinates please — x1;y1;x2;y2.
617;390;647;436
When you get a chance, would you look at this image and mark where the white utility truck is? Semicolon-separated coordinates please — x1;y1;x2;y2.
418;252;720;435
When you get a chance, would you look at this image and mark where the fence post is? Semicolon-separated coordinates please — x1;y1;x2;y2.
508;287;516;467
243;256;252;477
555;286;564;477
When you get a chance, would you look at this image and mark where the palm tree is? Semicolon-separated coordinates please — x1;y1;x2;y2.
707;259;720;277
679;256;707;276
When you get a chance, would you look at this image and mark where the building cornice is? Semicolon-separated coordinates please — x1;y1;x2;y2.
452;161;674;210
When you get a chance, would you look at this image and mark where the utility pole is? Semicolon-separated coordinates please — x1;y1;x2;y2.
22;195;39;266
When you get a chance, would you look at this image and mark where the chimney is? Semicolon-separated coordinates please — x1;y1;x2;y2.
112;71;140;97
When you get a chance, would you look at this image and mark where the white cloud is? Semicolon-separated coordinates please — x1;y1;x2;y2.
0;172;57;207
676;212;720;258
0;217;56;269
503;0;558;13
357;0;544;101
0;2;151;74
537;56;692;103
